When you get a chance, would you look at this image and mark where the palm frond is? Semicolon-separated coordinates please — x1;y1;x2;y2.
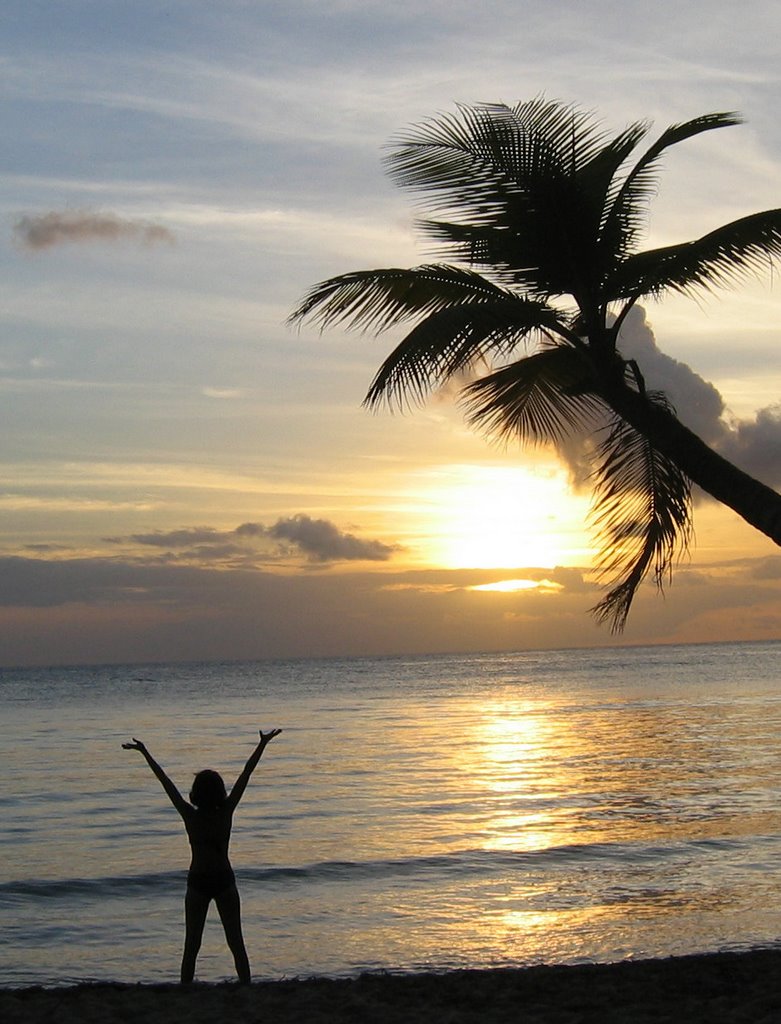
385;103;529;224
387;100;644;299
416;217;567;291
461;344;604;446
364;297;568;409
601;112;742;262
288;264;514;334
579;120;650;223
386;98;606;200
589;395;692;632
610;208;781;302
499;97;612;174
416;218;525;281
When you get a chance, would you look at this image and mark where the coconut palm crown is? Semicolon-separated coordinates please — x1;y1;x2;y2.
289;98;781;631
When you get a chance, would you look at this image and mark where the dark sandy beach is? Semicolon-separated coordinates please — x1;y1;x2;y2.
2;949;780;1024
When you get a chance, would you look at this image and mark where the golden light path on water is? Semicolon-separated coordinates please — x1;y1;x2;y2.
470;702;567;853
437;684;781;963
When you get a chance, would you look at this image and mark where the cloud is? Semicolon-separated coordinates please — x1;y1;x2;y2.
267;514;398;562
13;210;175;250
233;522;266;539
1;551;780;667
750;555;781;580
617;308;781;489
616;308;727;446
201;387;245;400
556;306;781;491
111;516;398;565
126;527;230;548
715;405;781;487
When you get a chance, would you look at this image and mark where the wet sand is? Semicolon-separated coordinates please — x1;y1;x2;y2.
2;949;780;1023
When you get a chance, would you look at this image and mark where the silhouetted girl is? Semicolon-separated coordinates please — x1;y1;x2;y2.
123;729;282;983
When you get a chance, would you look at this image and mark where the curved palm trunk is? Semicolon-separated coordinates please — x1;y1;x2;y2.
604;384;781;545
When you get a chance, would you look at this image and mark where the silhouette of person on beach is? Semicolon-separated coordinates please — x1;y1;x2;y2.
122;729;282;984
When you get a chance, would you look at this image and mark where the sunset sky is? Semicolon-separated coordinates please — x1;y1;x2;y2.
1;1;780;666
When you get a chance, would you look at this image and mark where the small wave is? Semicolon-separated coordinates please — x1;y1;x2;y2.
0;872;184;901
5;835;772;903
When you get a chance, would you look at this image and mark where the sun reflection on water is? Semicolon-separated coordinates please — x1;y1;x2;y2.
467;701;577;854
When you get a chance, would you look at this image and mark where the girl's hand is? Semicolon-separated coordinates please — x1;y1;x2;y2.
122;738;147;752
259;728;282;745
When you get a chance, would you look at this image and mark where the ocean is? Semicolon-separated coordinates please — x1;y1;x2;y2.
1;641;780;987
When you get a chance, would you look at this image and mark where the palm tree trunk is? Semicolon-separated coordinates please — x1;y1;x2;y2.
604;384;781;546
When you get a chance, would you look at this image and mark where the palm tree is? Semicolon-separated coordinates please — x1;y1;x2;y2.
289;98;781;630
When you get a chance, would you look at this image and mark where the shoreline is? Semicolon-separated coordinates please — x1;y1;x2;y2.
3;948;781;1023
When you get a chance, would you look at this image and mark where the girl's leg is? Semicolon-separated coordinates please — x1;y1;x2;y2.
215;885;250;983
181;888;210;984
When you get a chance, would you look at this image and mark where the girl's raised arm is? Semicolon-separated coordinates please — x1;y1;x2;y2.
123;738;190;817
226;729;282;811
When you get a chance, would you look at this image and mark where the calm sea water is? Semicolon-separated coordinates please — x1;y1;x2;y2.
1;641;780;987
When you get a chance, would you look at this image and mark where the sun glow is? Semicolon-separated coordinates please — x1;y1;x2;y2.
418;463;591;570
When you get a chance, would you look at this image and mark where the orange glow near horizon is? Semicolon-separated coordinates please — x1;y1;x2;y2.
471;578;563;593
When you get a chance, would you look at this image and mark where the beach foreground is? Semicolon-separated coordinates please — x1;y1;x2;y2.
2;949;780;1024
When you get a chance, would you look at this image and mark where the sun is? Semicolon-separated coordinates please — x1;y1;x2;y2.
417;463;591;570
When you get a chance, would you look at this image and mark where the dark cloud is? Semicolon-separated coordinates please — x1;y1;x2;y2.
715;405;781;486
0;554;591;666
177;543;251;562
0;554;173;608
268;514;398;562
234;522;265;538
1;552;779;667
126;527;231;548
13;210;175;250
750;555;781;580
108;516;397;565
0;557;581;612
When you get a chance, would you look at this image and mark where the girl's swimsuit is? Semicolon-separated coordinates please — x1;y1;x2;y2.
186;866;236;899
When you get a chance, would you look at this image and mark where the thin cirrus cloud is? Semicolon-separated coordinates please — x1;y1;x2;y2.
13;210;175;250
120;515;399;565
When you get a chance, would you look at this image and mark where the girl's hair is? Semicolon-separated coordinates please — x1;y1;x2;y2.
189;769;227;809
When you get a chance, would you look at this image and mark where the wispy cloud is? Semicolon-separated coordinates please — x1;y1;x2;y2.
201;387;245;400
13;210;175;250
